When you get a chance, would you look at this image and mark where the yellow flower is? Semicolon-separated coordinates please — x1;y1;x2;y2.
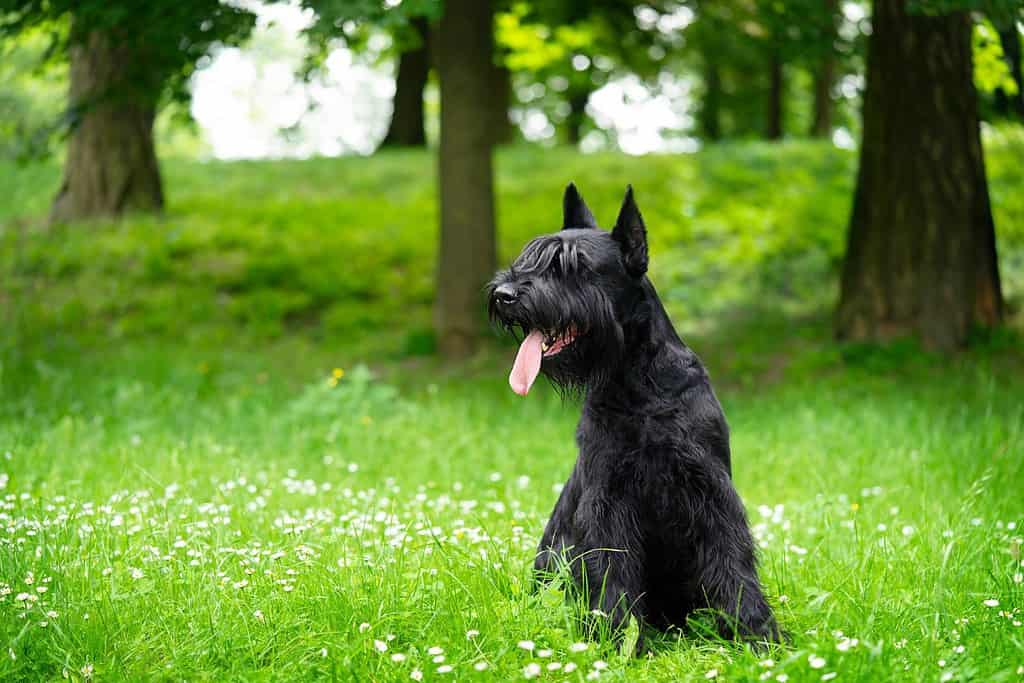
332;368;345;379
851;502;860;512
328;377;339;388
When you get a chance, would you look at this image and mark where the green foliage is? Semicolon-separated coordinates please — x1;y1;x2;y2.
0;24;66;160
0;0;258;123
1;143;1023;680
975;19;1020;95
2;139;1023;357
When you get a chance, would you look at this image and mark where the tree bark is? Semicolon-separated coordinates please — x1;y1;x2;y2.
701;60;723;141
566;88;591;146
436;0;496;358
835;0;1003;351
766;51;784;140
810;0;838;137
993;25;1024;119
381;18;430;148
810;57;834;137
491;62;516;146
51;30;164;222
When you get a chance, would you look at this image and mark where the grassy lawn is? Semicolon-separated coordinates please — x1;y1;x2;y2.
1;137;1023;680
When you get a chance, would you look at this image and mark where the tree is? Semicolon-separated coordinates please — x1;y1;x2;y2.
809;0;839;136
381;17;431;147
435;0;497;358
0;1;257;222
836;0;1003;350
993;21;1024;117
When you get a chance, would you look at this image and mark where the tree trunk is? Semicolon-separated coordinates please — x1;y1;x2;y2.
436;0;496;358
810;57;834;137
51;30;164;222
701;60;723;141
810;0;838;137
381;18;430;148
835;0;1003;351
766;51;784;140
491;62;516;145
566;88;590;146
993;25;1024;119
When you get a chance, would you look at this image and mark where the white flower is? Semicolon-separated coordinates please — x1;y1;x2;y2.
432;655;445;663
391;653;407;662
517;640;535;651
537;649;553;658
760;659;776;668
359;622;371;632
374;640;388;652
474;662;489;671
705;668;719;679
809;655;826;669
436;664;452;674
130;568;144;580
253;610;265;623
524;663;542;679
983;599;999;607
466;629;479;639
565;663;578;673
1013;573;1023;585
547;662;563;671
428;646;444;655
593;660;608;670
821;673;837;681
410;670;423;681
570;642;589;653
776;675;789;682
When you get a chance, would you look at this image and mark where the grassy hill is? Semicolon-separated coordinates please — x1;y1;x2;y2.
1;139;1023;681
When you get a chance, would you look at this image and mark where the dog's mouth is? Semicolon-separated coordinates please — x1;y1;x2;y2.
509;328;577;396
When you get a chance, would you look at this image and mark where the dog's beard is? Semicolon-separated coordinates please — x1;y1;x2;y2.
490;283;623;398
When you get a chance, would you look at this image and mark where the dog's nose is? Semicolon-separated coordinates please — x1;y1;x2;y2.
493;283;518;306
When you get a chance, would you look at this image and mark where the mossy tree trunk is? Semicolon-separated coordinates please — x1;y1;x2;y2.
435;0;496;358
835;0;1003;351
381;17;430;148
51;30;164;223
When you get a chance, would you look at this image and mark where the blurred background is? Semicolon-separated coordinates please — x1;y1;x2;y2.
0;0;1022;365
1;4;1024;679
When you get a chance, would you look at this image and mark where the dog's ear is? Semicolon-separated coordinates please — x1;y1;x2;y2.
612;185;648;276
562;182;598;230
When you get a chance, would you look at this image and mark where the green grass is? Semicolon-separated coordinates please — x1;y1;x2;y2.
1;137;1023;681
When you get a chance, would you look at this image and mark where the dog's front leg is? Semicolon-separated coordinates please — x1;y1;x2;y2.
533;470;582;583
577;496;648;635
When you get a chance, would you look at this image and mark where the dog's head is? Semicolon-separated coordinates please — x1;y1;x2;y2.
487;183;650;396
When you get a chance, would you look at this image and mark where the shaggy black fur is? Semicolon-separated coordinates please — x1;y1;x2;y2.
488;184;780;647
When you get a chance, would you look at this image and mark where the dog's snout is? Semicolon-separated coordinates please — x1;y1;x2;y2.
493;283;518;306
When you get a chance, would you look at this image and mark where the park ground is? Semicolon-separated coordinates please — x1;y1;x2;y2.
1;136;1023;680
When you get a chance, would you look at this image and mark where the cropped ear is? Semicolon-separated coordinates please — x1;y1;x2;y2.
562;182;598;230
612;185;647;276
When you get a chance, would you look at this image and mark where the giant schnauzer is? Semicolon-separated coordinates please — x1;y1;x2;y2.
488;184;780;646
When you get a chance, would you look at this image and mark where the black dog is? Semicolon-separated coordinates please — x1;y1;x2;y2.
488;184;779;645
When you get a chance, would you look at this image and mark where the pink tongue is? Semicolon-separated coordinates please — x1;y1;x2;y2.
509;330;545;396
